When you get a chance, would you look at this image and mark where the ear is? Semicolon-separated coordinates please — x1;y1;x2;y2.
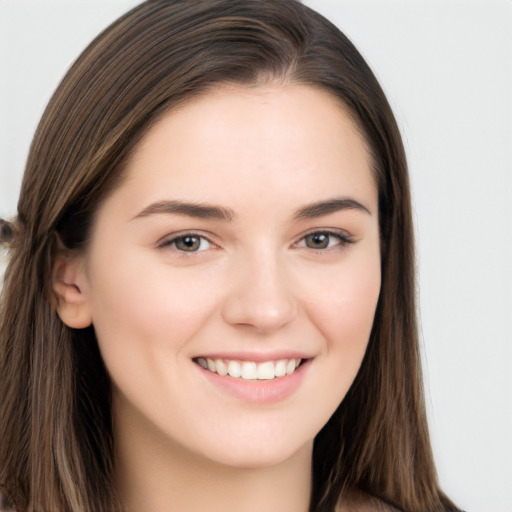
52;252;93;329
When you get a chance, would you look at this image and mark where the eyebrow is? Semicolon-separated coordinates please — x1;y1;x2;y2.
133;200;235;221
293;197;372;219
132;196;371;223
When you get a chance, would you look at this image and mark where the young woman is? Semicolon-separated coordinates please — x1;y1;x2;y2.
0;1;461;511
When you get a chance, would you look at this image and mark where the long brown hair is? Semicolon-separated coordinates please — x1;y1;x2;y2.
1;1;459;511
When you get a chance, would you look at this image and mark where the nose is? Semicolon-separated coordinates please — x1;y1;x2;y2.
221;250;298;333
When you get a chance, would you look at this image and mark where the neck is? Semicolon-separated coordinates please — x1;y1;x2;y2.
114;400;312;512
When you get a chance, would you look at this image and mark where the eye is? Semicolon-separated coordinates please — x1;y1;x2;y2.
159;233;213;252
297;231;352;250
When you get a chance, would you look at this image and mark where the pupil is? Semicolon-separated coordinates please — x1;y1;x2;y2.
308;233;328;249
178;236;200;251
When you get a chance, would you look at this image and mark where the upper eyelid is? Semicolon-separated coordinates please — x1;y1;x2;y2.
294;228;354;243
292;230;356;253
156;230;216;247
155;227;354;249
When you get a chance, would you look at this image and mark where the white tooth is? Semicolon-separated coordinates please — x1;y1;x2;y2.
216;359;228;376
207;358;217;373
286;359;296;375
295;358;302;369
197;357;208;369
275;359;287;377
257;361;275;380
228;360;241;378
241;361;257;380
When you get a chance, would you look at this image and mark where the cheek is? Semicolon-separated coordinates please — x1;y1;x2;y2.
305;253;381;360
290;253;381;436
85;253;223;364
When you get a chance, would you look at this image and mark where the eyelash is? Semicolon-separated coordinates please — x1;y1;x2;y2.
157;229;353;255
157;232;216;253
294;230;354;252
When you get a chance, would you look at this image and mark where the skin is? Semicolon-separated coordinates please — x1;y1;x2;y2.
54;84;381;512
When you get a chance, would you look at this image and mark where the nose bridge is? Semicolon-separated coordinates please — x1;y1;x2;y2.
221;244;298;332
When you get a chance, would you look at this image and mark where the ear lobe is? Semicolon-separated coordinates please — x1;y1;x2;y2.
52;254;92;329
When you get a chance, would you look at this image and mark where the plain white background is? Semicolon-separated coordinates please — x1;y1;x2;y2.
0;1;511;511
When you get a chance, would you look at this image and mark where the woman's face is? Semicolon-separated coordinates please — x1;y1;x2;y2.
72;84;381;469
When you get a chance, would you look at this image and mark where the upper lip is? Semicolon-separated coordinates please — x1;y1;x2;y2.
193;351;313;362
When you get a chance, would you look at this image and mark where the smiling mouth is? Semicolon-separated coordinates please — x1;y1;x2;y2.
194;357;304;381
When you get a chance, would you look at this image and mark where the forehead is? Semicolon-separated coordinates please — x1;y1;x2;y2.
113;84;377;218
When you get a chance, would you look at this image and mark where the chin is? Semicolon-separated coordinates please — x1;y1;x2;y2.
197;436;313;471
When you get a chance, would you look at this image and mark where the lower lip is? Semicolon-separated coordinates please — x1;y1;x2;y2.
197;359;311;404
